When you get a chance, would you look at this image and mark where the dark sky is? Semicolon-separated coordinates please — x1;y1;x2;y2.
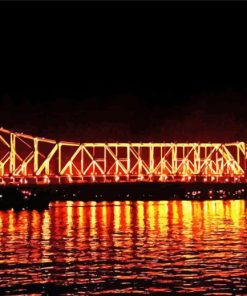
1;2;247;142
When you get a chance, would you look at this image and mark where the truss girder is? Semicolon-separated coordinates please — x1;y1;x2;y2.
0;128;246;183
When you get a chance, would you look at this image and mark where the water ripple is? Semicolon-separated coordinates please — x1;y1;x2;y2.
0;200;246;295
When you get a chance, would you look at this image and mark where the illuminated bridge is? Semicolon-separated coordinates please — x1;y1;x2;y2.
0;127;247;185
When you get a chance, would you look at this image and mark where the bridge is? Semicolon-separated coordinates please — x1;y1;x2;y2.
0;127;247;185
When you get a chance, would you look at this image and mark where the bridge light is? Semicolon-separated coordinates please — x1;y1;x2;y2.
115;175;120;182
159;175;168;181
138;175;144;181
159;175;167;182
66;174;72;183
44;175;50;184
203;177;207;182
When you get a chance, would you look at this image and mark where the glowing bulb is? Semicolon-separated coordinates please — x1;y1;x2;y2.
138;175;144;181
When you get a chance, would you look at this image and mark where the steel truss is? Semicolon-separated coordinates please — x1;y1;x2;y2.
0;127;246;184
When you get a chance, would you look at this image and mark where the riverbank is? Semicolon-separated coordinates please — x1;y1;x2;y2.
48;182;247;201
1;182;247;210
0;187;50;210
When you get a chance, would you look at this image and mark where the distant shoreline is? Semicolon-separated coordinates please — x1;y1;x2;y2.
1;182;247;203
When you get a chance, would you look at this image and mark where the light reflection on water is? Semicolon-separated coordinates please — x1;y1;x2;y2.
0;200;246;295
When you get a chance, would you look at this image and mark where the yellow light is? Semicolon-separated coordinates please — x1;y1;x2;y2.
138;175;144;181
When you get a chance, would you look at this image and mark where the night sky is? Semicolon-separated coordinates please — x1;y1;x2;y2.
1;2;247;143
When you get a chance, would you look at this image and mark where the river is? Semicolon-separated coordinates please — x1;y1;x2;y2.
0;200;246;295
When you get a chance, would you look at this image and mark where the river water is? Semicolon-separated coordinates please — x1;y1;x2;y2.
0;200;246;295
